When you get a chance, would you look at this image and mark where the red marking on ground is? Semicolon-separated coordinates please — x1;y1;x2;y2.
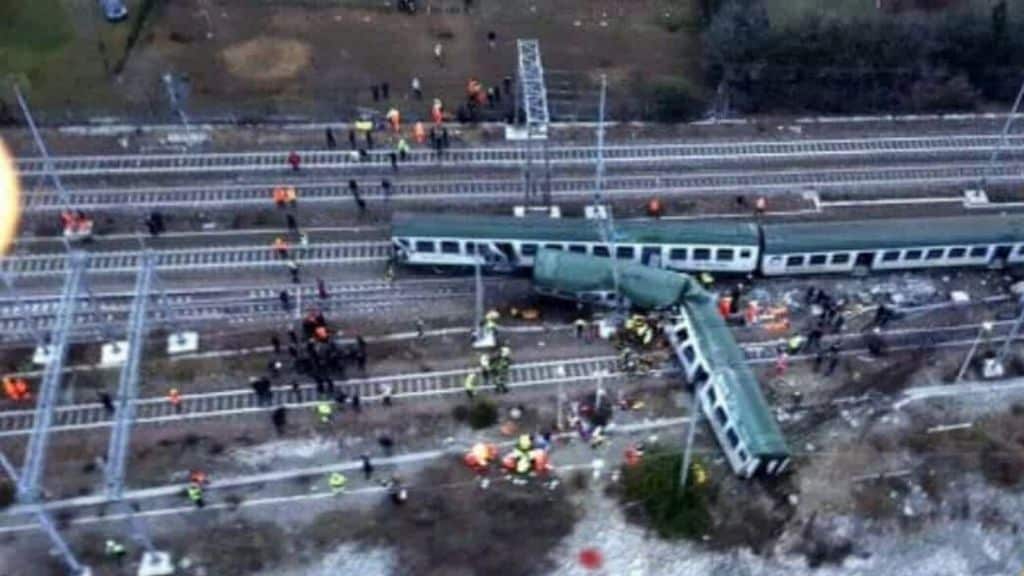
578;548;603;570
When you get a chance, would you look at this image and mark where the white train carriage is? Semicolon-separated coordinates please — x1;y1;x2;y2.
760;215;1024;276
391;213;762;274
663;305;790;478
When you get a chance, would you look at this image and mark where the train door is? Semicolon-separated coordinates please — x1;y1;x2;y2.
642;246;662;268
994;245;1012;266
853;251;874;275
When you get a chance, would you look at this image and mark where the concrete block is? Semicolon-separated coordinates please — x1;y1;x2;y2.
32;345;55;366
138;551;175;576
167;332;198;355
101;341;130;367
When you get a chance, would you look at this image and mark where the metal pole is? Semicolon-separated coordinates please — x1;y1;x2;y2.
955;323;990;383
14;86;72;252
981;76;1024;190
0;452;89;575
592;75;622;311
679;386;702;492
997;295;1024;364
474;244;483;338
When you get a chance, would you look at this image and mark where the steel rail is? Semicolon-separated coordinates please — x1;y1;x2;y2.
15;134;1024;177
0;241;391;278
0;318;1018;437
20;161;1024;212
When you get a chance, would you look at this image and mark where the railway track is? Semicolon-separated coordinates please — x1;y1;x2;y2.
0;355;622;437
0;241;392;278
0;278;492;345
0;318;1018;437
21;162;1024;212
16;134;1024;177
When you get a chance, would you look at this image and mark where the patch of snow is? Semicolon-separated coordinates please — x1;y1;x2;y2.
231;437;336;468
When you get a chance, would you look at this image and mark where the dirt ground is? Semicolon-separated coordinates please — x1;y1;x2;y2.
5;0;701;123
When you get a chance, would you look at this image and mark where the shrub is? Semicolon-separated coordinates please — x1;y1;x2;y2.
467;399;498;430
619;444;711;539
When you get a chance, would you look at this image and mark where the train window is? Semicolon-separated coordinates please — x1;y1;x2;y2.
882;251;899;262
926;248;944;260
441;241;460;254
717;249;735;261
737;449;749;463
693;366;709;384
904;249;923;261
593;245;610;257
970;246;989;258
669;248;688;260
706;386;716;404
1017;245;1024;256
948;247;967;258
740;249;752;259
465;242;477;255
520;243;538;256
616;246;635;259
683;345;696;363
694;248;711;261
726;428;739;448
809;254;827;266
415;240;436;253
714;406;728;426
569;244;587;254
785;255;804;267
831;253;850;264
544;244;563;251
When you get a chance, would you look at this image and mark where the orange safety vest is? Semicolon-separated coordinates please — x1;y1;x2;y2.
273;238;288;253
413;122;426;144
718;297;733;318
3;377;16;400
314;325;329;342
168;389;181;405
13;379;29;400
60;211;75;230
386;109;401;132
273;187;287;205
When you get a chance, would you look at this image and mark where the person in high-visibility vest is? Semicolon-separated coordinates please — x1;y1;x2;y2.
413;122;426;144
464;371;478;399
186;482;205;508
517;434;532;453
396;138;410;160
284;186;298;206
328;472;347;494
515;453;531;475
105;539;127;562
787;335;804;354
317;401;333;424
272;187;287;207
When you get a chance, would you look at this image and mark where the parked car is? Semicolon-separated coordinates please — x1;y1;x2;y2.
99;0;128;22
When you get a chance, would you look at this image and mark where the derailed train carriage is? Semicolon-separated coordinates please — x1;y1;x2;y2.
392;212;1024;276
533;249;791;478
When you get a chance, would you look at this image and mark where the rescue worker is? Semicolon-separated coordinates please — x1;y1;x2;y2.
326;127;337;150
416;318;425;338
371;84;380;101
775;352;789;378
272;406;287;434
349;129;357;150
168;388;182;413
381;82;390;99
494;346;511;393
515;453;531;475
271;334;282;354
3;377;29;401
413;121;426;144
287;151;301;171
105;539;127;563
284;186;298;207
317;401;333;424
386;108;401;133
397;138;410;161
434;42;444;67
411;77;422;100
288;260;300;284
286;213;298;232
273;237;289;259
329;471;348;495
314;325;329;342
699;272;714;288
279;290;291;311
484;309;500;333
389;151;399;172
98;391;115;415
431;99;444;126
362;454;374;479
479;352;492;385
381;383;393;407
387;476;408;504
787;335;804;355
755;196;767;215
574;318;587;339
464;370;478;399
385;260;395;283
187;482;205;508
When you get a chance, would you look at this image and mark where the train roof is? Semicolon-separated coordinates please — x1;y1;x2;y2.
533;249;693;309
762;214;1024;254
392;213;761;246
532;249;788;456
684;296;789;456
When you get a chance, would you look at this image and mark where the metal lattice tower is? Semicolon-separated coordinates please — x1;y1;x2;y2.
20;252;87;500
592;75;622;307
981;77;1024;191
516;39;552;206
105;255;158;551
